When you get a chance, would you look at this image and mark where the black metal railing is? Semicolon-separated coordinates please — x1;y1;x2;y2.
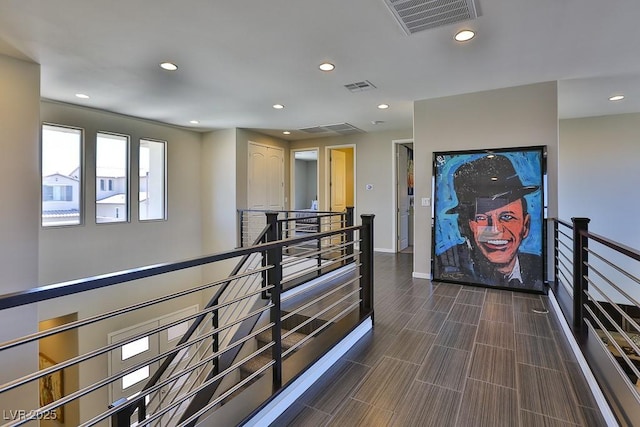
0;212;373;427
549;217;640;426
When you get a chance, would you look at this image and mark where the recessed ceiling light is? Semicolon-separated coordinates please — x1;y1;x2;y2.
160;62;178;71
609;95;625;101
319;62;335;72
189;120;200;124
75;93;90;99
273;104;285;109
454;29;475;42
283;131;291;135
377;104;389;109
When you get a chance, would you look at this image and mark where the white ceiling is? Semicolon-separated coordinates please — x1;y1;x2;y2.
2;0;640;139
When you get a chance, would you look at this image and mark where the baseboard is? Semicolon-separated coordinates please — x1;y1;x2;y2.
242;317;373;426
374;247;395;253
412;272;431;279
548;292;618;426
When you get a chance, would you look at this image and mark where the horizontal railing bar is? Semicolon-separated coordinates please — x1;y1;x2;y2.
584;304;640;385
282;253;358;284
558;276;572;296
0;266;272;352
136;342;276;427
177;359;275;427
283;288;361;339
283;300;361;358
282;240;355;262
78;322;275;427
557;228;572;240
581;229;640;263
584;278;640;341
282;277;361;318
553;218;573;229
584;260;640;308
557;268;572;289
0;225;361;310
586;247;640;292
556;255;572;275
556;237;572;252
0;299;273;395
281;265;360;305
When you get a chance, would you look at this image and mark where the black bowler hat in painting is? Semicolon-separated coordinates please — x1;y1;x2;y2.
446;154;539;215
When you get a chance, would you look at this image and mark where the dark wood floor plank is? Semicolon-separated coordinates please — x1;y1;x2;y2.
326;398;393;427
416;345;471;391
456;379;518;427
305;361;370;415
421;295;457;313
517;363;583;424
515;333;561;370
390;381;461;427
520;410;580;426
468;343;516;388
447;303;482;325
486;289;513;305
282;404;332;427
405;309;448;334
514;312;553;338
476;319;515;350
384;329;437;364
456;289;486;306
352;356;419;411
433;283;462;298
435;321;478;351
481;302;514;324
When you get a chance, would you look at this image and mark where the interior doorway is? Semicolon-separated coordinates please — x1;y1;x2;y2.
393;140;414;253
290;149;319;211
326;146;355;213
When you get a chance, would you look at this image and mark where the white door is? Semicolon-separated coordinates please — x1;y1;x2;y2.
397;146;409;251
248;142;284;210
330;149;347;213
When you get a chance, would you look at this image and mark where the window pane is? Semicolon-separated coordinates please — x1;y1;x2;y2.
96;133;129;223
41;124;82;227
139;139;166;221
121;336;150;360
122;365;149;390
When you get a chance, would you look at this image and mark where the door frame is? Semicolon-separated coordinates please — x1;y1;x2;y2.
325;144;356;214
290;147;319;211
391;139;414;252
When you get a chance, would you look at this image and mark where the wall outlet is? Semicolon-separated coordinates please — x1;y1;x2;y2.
421;197;430;207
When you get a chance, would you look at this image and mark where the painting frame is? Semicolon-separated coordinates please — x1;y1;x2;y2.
432;146;546;293
39;352;64;422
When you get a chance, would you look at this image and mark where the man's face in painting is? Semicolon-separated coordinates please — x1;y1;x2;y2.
468;198;530;273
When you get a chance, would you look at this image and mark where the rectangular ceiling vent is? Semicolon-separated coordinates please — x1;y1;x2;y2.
299;123;364;135
344;80;377;92
383;0;480;35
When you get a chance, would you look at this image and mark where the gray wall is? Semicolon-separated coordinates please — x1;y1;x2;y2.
413;82;559;278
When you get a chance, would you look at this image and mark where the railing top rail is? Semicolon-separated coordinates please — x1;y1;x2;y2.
579;229;640;262
548;217;573;229
238;208;337;214
0;225;362;311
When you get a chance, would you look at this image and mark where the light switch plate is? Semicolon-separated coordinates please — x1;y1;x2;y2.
421;197;430;207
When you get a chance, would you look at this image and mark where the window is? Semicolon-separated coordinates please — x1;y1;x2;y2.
96;132;129;223
41;124;82;227
139;139;167;221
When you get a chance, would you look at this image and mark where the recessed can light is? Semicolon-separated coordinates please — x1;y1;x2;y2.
377;104;389;109
75;93;90;99
283;131;291;135
189;120;200;124
273;104;285;109
455;29;475;42
609;95;625;101
319;62;335;72
160;62;178;71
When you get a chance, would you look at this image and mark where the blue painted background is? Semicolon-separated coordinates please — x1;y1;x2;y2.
434;150;543;257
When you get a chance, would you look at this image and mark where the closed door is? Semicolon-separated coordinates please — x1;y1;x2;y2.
397;146;409;251
330;149;347;213
248;142;284;210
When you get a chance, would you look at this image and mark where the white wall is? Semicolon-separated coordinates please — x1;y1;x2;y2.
290;129;413;251
413;82;559;278
559;113;640;302
38;101;206;422
0;53;40;416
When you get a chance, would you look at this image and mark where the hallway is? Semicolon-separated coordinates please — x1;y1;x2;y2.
274;252;607;426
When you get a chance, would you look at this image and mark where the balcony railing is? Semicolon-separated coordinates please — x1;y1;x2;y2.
0;211;374;427
549;217;640;426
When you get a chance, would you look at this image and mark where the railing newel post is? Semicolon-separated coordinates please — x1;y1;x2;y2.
265;212;283;391
572;217;590;331
360;214;375;324
346;207;354;262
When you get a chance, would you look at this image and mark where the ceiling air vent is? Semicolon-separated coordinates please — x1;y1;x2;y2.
344;80;377;93
299;123;364;136
383;0;480;35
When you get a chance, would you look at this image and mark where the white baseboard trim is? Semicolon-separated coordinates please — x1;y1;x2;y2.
243;317;373;426
374;247;395;253
547;292;618;427
412;272;431;279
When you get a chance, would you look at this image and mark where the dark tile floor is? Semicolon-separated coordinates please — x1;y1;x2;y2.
273;252;607;426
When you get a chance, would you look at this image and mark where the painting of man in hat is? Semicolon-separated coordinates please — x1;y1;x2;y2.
433;148;545;292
